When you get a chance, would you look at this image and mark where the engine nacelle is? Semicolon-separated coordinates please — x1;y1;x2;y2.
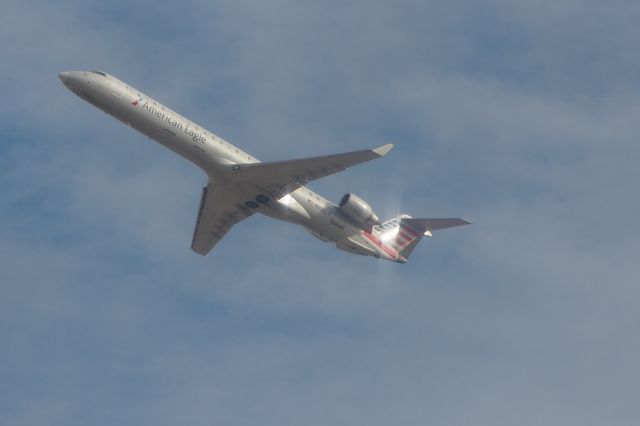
338;193;380;228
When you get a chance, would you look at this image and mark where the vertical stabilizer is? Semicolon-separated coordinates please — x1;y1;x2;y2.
373;214;425;261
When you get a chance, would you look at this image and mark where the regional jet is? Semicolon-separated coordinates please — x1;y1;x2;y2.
59;71;470;263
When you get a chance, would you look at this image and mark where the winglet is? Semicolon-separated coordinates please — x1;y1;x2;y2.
372;143;394;157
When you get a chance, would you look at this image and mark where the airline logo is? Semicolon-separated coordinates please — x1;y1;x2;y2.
363;215;420;260
131;96;145;107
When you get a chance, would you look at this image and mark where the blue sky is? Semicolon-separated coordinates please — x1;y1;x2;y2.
1;1;639;425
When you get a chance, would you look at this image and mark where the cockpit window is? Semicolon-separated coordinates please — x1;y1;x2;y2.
91;71;106;77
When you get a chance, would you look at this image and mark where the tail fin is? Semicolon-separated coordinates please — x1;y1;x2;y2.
372;214;423;261
373;215;471;262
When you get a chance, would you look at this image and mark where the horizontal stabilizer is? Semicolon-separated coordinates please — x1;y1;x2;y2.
402;218;471;232
372;216;471;262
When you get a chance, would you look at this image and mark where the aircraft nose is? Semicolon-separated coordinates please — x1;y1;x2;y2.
58;71;84;92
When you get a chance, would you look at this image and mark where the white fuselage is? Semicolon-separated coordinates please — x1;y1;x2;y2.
59;71;390;259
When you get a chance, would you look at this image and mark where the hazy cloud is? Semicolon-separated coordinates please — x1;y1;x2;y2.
1;1;639;425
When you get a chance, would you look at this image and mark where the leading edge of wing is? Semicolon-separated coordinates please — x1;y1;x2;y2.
232;143;394;175
224;144;394;199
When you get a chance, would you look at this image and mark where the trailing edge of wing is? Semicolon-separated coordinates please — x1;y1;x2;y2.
225;144;394;199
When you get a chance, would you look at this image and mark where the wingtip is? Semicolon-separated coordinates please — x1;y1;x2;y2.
372;143;394;157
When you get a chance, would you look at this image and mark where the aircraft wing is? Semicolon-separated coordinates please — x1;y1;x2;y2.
226;144;394;199
191;182;256;255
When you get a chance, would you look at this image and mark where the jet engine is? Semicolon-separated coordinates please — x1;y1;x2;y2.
338;193;380;229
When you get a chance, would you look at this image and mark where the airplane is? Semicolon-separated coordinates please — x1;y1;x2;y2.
59;70;470;263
